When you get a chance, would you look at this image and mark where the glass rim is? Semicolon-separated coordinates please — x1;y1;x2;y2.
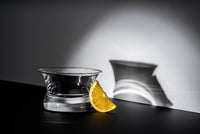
38;67;102;76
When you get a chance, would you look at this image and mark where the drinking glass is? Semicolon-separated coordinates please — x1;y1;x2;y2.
39;67;102;112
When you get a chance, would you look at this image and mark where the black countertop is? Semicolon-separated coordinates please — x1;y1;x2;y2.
1;80;200;134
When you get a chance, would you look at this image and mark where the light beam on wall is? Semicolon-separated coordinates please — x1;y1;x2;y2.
66;5;200;113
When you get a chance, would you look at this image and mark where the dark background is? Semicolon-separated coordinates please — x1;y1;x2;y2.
1;0;200;113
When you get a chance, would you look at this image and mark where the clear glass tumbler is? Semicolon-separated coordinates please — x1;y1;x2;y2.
39;67;102;112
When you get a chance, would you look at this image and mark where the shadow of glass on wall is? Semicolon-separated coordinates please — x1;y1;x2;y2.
110;60;172;107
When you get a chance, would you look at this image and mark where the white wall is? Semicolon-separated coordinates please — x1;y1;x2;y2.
1;1;200;113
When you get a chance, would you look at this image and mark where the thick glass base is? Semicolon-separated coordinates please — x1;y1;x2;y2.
43;93;93;112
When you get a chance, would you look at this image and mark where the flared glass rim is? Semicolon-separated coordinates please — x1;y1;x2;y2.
38;67;102;76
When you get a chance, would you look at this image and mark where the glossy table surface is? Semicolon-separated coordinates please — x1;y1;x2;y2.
1;80;200;134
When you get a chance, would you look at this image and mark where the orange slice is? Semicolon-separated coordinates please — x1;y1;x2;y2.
89;80;116;112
